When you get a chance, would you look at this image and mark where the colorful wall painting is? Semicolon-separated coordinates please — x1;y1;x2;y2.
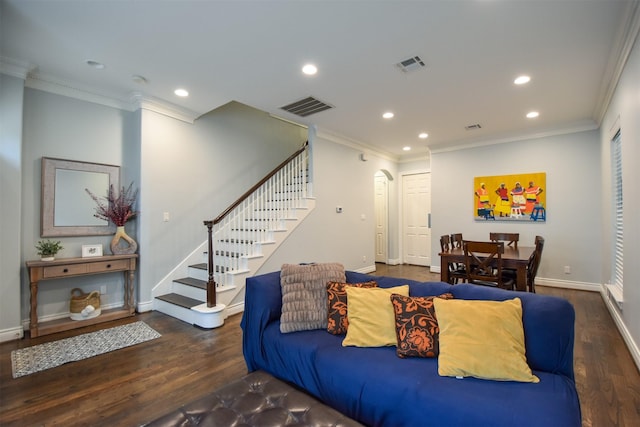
473;172;546;222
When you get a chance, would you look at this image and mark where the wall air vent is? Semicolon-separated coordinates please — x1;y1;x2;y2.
465;124;482;130
280;96;334;117
396;55;426;73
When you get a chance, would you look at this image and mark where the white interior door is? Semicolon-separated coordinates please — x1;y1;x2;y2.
374;173;388;263
402;173;431;266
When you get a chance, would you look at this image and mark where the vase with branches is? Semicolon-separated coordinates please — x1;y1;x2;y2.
86;182;139;254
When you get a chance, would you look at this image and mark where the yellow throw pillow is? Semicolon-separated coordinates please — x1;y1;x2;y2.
342;285;409;347
433;298;539;383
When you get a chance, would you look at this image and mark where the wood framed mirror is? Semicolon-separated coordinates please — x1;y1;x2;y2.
41;157;120;237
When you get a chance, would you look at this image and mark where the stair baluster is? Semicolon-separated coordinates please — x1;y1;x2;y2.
203;141;309;308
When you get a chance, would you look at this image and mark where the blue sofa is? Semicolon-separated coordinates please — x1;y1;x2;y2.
241;270;581;427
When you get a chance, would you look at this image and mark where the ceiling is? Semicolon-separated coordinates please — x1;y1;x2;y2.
1;0;637;160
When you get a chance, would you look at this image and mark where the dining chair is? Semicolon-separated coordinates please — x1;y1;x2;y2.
502;235;545;292
527;236;545;293
489;232;519;250
450;233;463;249
440;235;465;284
463;240;515;290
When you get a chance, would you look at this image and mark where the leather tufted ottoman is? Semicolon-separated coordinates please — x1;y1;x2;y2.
145;370;363;427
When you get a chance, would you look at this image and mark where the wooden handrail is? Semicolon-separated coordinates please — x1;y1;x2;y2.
204;141;308;227
202;141;309;307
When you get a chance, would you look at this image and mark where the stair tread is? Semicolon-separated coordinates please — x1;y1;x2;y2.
174;277;206;289
156;293;203;309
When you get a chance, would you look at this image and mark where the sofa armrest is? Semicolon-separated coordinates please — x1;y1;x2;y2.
241;271;282;371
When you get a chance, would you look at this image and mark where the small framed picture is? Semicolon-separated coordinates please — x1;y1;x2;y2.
82;244;103;258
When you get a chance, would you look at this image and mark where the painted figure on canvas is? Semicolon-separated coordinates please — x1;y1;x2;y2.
474;183;491;216
524;181;544;213
494;183;511;217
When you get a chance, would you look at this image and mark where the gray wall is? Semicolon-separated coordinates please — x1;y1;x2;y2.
20;89;135;322
137;102;306;308
4;90;305;335
431;130;602;286
258;134;400;273
0;74;24;339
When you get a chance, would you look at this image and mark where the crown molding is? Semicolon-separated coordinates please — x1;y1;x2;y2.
25;72;134;111
18;68;200;123
315;127;400;163
429;119;599;154
129;92;199;124
593;0;640;124
0;56;36;79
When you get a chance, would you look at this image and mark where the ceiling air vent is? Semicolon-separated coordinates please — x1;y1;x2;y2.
465;124;482;131
280;96;334;117
396;55;426;73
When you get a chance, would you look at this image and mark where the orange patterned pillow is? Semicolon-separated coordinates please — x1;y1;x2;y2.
326;281;378;335
390;293;455;358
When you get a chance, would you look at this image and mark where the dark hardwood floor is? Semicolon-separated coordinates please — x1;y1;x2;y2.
1;264;638;426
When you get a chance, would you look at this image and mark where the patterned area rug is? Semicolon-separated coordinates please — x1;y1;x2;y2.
11;321;161;378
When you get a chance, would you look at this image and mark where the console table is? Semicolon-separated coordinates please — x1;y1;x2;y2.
25;254;138;338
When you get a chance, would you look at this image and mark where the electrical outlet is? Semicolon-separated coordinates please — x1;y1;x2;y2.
362;256;367;262
100;285;107;294
163;212;170;222
564;266;571;274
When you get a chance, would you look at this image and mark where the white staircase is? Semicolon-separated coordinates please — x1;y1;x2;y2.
153;144;313;328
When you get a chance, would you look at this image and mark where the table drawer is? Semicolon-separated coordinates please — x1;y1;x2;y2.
43;264;87;278
86;259;129;273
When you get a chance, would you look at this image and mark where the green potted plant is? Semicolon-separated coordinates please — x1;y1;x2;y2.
36;239;63;261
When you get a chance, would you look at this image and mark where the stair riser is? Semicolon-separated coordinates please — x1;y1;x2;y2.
154;299;195;325
172;281;206;301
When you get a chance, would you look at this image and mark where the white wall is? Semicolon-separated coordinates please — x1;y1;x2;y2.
431;129;602;287
599;32;640;361
0;74;25;340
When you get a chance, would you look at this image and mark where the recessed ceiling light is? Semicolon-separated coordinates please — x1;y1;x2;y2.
302;64;318;75
403;146;411;151
514;75;531;85
526;111;539;118
382;112;394;119
85;60;105;69
418;132;429;139
174;88;189;97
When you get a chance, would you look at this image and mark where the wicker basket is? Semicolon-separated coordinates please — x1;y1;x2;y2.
69;288;101;321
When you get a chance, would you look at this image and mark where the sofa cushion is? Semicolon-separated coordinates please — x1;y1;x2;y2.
327;281;378;335
390;293;454;358
280;263;346;333
342;285;409;347
434;297;539;383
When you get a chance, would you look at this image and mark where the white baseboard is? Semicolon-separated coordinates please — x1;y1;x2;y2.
0;326;24;342
600;284;640;372
354;264;376;274
225;301;245;318
137;300;154;313
535;277;600;292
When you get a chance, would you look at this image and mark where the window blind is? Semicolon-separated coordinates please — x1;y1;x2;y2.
611;130;623;289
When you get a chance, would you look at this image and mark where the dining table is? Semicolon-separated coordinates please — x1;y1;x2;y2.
439;245;535;292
